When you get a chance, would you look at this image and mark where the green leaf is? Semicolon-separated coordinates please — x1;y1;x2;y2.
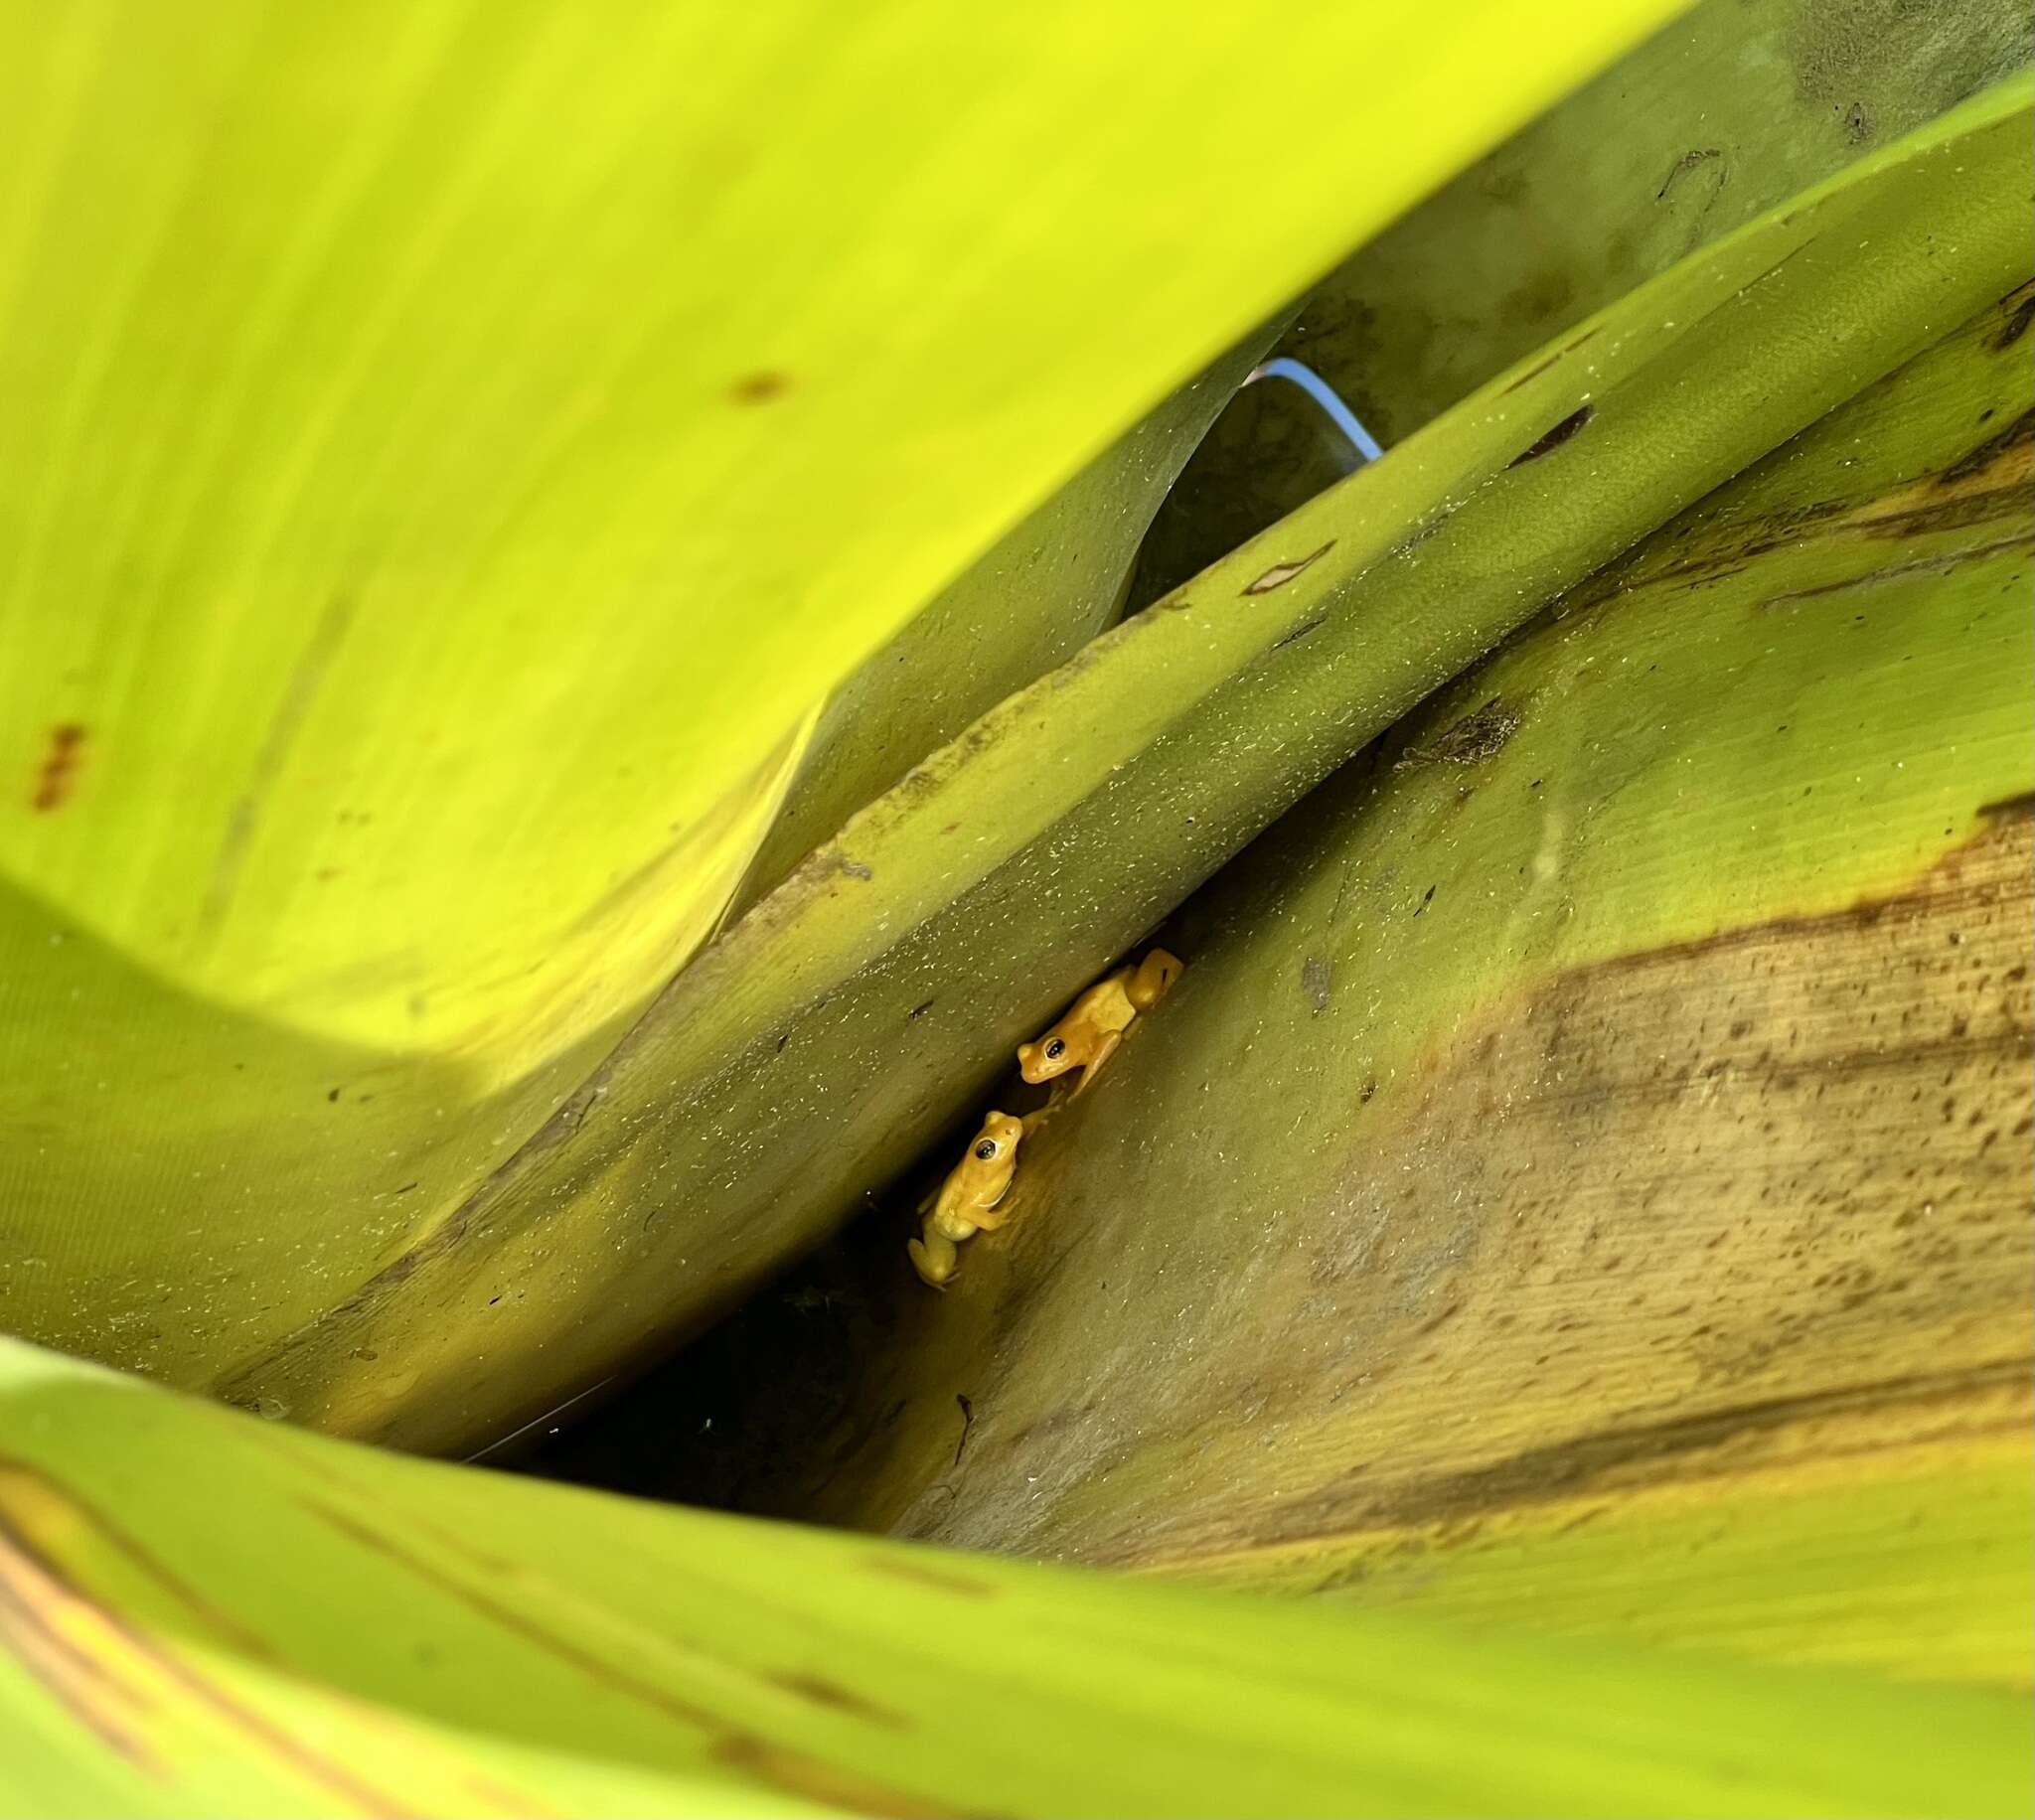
206;76;2033;1449
0;0;1687;1395
3;1336;2028;1817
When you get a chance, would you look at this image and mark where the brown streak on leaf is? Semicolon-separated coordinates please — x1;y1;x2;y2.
1758;533;2033;608
1931;405;2035;492
1987;287;2035;352
1350;1361;2030;1532
299;1495;725;1732
0;1467;409;1812
767;1669;905;1728
0;1531;164;1775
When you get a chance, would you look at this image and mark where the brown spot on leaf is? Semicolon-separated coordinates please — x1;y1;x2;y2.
729;371;792;404
31;723;86;812
1395;697;1522;769
1243;540;1334;595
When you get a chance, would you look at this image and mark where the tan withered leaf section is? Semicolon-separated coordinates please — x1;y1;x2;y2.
717;280;2034;1690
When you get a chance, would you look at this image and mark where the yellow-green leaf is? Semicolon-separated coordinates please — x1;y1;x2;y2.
1;1336;2027;1817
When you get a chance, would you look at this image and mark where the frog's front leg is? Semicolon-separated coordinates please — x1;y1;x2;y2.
1070;1028;1123;1096
965;1173;1016;1232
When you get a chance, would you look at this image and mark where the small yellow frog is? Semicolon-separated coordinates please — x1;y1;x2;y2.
908;1110;1025;1289
1018;948;1183;1098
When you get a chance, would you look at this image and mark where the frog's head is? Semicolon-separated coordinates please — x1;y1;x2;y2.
1017;1030;1075;1085
970;1110;1024;1162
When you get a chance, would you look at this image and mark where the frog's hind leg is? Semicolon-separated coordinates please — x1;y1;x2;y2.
908;1230;958;1289
1128;948;1183;1010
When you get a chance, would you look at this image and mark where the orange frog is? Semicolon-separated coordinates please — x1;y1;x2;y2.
907;1111;1025;1289
1017;949;1182;1099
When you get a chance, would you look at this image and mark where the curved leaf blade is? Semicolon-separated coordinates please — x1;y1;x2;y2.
1;1338;2027;1817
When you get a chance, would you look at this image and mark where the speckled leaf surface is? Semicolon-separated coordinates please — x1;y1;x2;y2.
2;1336;2028;1817
205;79;2033;1452
0;0;1685;1397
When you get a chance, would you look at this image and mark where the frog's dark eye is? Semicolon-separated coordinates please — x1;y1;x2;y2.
975;1138;998;1160
1044;1038;1065;1059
